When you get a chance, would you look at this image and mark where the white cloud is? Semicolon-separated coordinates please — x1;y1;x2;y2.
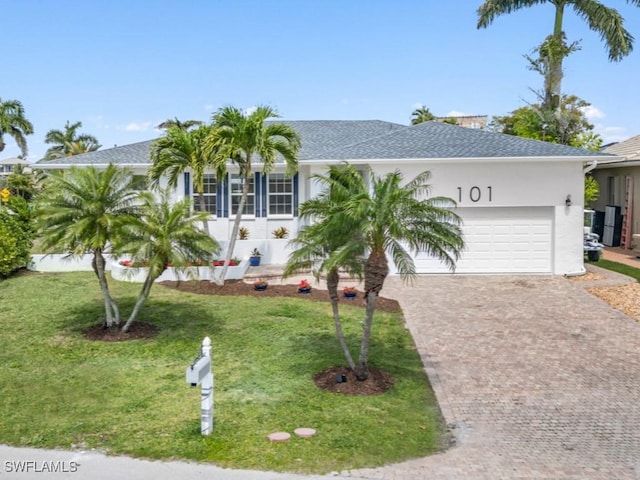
593;124;628;144
412;102;424;109
204;104;214;112
243;106;258;116
581;105;606;120
446;110;471;117
121;121;153;132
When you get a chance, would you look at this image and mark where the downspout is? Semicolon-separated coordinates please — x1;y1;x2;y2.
583;160;598;174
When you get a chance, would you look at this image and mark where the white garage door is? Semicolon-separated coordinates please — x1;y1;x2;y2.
411;207;553;274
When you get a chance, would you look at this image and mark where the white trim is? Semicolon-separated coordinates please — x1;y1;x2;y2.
299;155;615;166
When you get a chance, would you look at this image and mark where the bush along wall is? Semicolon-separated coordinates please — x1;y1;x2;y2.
0;196;34;277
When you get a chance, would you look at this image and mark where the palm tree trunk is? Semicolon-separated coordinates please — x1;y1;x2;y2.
355;290;378;380
197;192;210;236
0;137;5;152
327;268;355;370
122;272;156;333
547;2;566;110
215;172;250;285
92;249;119;327
355;250;389;380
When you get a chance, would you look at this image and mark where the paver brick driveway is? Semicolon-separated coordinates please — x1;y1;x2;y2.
348;269;640;479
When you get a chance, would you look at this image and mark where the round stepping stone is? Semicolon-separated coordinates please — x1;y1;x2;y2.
268;431;291;442
294;427;316;438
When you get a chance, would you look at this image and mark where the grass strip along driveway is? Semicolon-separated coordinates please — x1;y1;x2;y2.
0;272;444;473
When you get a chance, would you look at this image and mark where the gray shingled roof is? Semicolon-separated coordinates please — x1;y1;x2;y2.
603;134;640;161
313;121;607;160
37;119;607;166
37;140;156;165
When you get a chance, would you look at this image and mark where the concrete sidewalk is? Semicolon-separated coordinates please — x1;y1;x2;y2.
0;444;360;480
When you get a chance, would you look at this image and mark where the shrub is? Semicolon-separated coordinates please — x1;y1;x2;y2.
272;226;289;239
0;197;34;277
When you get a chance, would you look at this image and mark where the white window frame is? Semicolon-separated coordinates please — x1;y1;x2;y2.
267;173;294;216
193;173;217;215
230;174;255;216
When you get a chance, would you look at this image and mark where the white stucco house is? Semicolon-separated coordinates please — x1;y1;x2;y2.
36;120;616;275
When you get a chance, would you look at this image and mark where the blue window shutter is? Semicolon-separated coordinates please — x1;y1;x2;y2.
293;173;299;217
223;174;229;218
261;173;268;217
254;172;261;217
184;172;191;197
216;176;223;218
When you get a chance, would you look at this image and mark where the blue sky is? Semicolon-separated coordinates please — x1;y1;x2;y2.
3;0;639;161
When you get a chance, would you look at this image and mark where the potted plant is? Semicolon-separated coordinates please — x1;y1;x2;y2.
249;248;262;267
343;286;357;298
272;226;289;239
298;279;312;294
253;280;268;291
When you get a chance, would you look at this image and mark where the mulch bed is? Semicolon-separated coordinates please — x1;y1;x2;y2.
83;321;160;342
313;366;395;395
158;279;402;313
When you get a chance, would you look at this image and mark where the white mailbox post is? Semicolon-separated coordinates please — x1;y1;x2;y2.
185;336;214;435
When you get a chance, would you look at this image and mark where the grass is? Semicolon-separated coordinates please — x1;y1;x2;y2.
0;271;445;473
592;259;640;282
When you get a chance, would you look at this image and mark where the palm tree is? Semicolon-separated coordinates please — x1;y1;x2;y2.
205;106;301;284
44;121;101;160
410;106;435;125
477;0;640;108
36;165;139;328
156;117;203;131
149;125;216;235
315;164;464;380
284;165;366;370
0;98;34;157
114;189;220;333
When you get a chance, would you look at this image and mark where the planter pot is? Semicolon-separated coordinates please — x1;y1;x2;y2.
298;287;312;294
249;256;261;267
343;292;357;298
254;284;268;291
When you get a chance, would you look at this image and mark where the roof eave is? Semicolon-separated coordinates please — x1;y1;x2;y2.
300;155;612;165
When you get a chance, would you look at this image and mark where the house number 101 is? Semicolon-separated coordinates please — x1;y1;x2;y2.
457;186;492;203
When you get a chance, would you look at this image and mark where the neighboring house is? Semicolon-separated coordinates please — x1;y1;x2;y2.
434;115;488;129
590;134;640;249
0;157;29;176
36;120;615;275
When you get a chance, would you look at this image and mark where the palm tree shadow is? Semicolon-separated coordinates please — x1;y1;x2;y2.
58;298;225;339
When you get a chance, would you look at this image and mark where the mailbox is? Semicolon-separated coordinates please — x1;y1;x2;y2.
186;355;211;387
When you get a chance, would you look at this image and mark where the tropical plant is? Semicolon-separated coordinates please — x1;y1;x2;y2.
238;226;250;239
490;94;598;146
149;124;216;235
410;106;435;125
284;164;367;371
204;105;301;285
288;164;464;380
272;226;289;239
585;175;600;206
0;196;34;277
0;98;34;156
156;117;203;131
477;0;640;109
113;189;219;332
44;121;101;160
35;165;139;327
5;163;36;201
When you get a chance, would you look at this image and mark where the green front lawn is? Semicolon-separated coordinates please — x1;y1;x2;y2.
0;272;445;473
594;259;640;282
